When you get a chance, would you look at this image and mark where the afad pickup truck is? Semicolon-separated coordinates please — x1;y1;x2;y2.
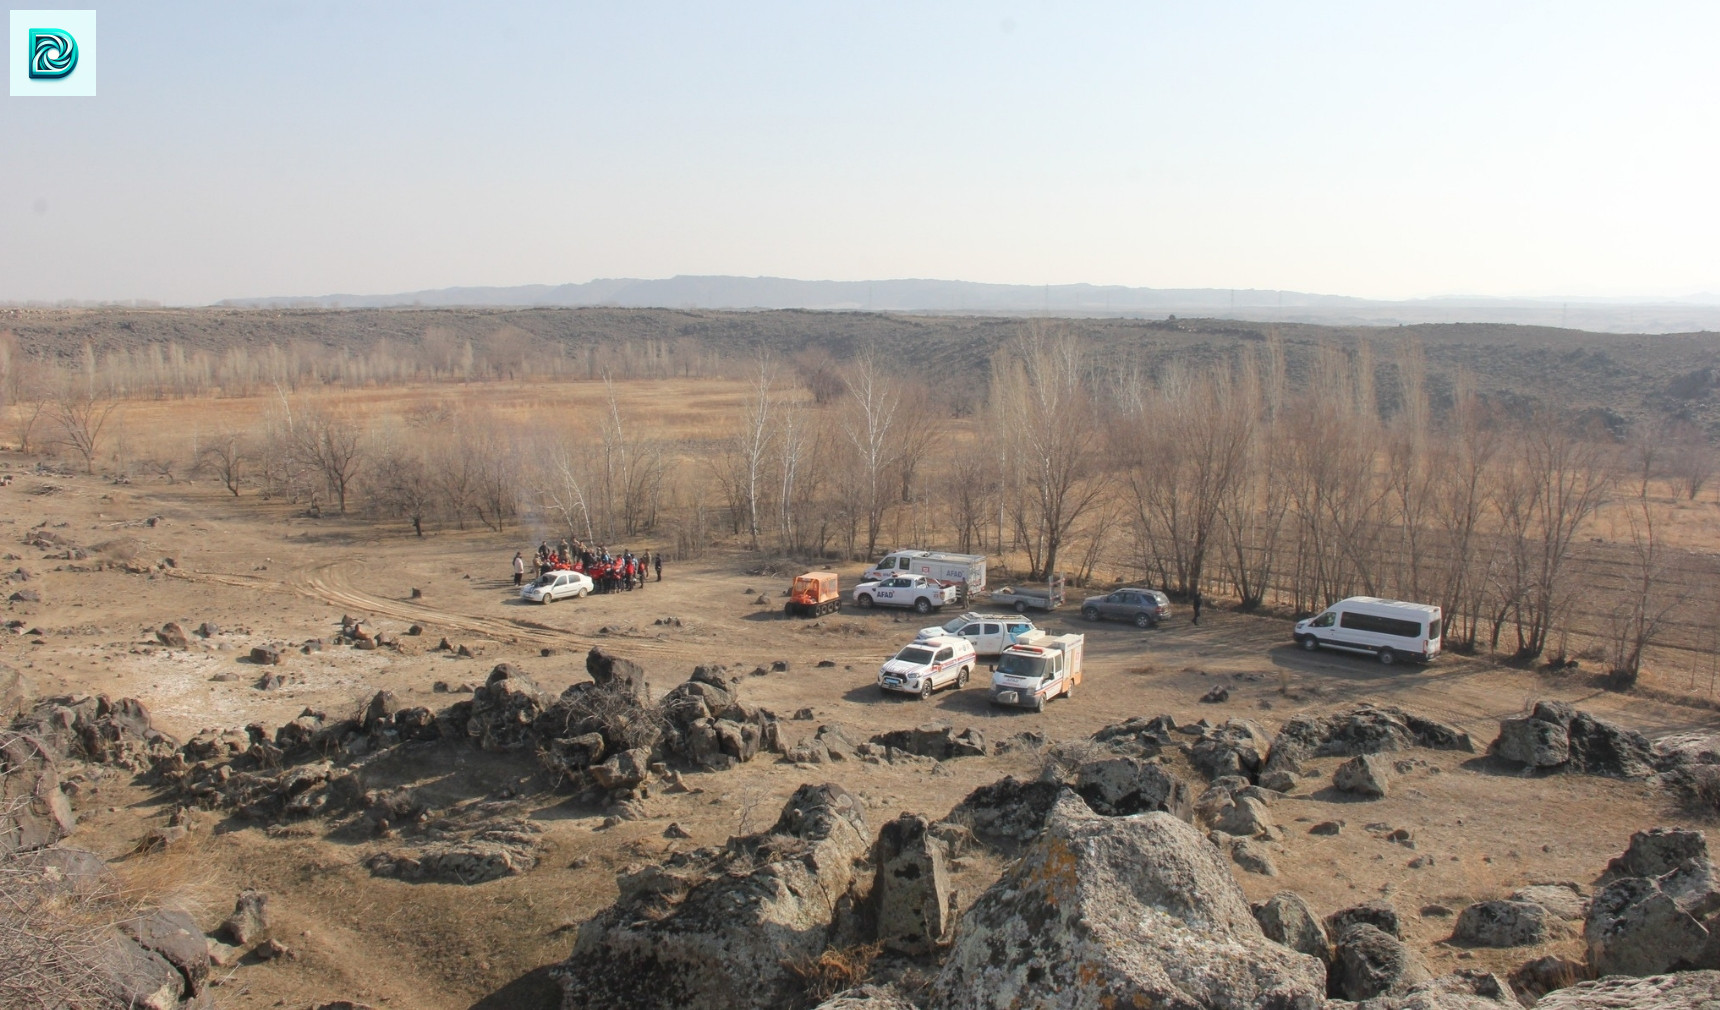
851;574;958;614
988;631;1084;712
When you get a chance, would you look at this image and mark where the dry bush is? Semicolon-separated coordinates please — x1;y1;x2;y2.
87;537;140;561
785;941;882;1005
0;808;132;1008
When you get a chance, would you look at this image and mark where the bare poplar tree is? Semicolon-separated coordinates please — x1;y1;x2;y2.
195;426;251;496
840;351;901;560
1605;500;1686;686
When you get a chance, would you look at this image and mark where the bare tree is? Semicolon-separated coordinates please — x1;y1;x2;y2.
840;351;902;560
1666;421;1717;501
47;376;120;473
1606;500;1687;686
371;440;437;536
734;359;776;549
292;406;364;513
195;427;250;496
991;323;1107;578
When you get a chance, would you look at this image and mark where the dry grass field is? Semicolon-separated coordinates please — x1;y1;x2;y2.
2;451;1718;1008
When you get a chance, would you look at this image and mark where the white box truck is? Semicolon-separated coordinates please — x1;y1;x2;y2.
1293;596;1442;665
863;550;987;604
988;631;1084;712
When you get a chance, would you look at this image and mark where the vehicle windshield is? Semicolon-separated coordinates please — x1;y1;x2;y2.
892;647;935;666
532;574;556;587
941;616;967;633
996;653;1049;679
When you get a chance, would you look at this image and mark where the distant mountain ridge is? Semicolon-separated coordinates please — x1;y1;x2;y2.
217;275;1720;334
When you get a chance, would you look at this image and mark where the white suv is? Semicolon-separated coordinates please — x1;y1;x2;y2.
521;569;594;604
877;635;977;699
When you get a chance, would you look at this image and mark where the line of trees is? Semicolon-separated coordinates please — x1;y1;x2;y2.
6;323;1719;683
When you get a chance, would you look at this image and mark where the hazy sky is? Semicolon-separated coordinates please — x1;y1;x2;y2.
2;2;1718;304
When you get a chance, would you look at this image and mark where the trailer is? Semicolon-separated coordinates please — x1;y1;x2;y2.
988;631;1084;712
988;574;1066;613
863;550;987;604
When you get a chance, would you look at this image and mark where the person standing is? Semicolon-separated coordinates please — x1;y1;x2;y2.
654;552;663;582
512;552;525;586
1191;590;1203;626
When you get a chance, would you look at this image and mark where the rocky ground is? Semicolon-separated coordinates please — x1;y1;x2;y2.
3;458;1720;1009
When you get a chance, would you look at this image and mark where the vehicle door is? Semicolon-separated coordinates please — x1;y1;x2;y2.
1044;652;1064;695
1098;592;1124;619
978;622;1002;653
932;646;956;688
876;577;905;605
956;622;985;652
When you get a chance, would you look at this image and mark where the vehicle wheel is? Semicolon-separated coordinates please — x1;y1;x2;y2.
920;680;933;700
1082;606;1100;622
1014;600;1029;614
857;595;873;609
1300;636;1319;652
1064;681;1074;701
1033;693;1045;713
541;594;552;605
1134;612;1153;629
579;587;590;598
1377;648;1397;666
914;598;933;614
783;603;795;617
957;666;970;688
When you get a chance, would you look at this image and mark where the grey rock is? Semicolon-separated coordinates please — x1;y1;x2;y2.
1329;902;1404;940
155;622;190;649
931;792;1325;1009
1311;820;1345;836
0;734;76;853
870;723;988;760
1585;875;1712;977
1259;769;1298;793
1255;890;1332;963
1334;754;1392;799
1332;922;1431;1001
102;934;184;1009
1506;956;1588;1005
1214;794;1277;838
1075;756;1193;819
944;775;1062;846
119;907;210;996
1347;970;1517;1009
1188;718;1273;780
1450;900;1551;947
1264;704;1473;776
1536;971;1720;1009
1494;716;1570;768
590;748;654;791
810;985;919;1010
555;783;870;1010
1605;828;1709;881
467;664;547;751
1511;883;1588;922
873;813;951;955
1229;837;1279;876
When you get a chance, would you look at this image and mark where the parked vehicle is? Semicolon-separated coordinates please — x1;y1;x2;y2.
1080;587;1171;628
915;612;1037;655
785;571;841;617
1293;596;1442;665
878;635;977;699
520;569;594;604
989;574;1066;613
851;574;958;614
863;550;987;603
988;631;1085;712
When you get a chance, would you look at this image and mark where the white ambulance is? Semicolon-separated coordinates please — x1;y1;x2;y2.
988;631;1084;712
863;550;988;602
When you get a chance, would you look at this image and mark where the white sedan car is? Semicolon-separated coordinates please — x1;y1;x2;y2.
877;635;977;699
521;569;593;604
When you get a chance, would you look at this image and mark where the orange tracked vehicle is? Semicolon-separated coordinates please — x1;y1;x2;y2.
785;571;841;617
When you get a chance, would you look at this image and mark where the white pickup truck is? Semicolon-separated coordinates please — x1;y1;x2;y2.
915;612;1038;655
851;574;958;614
988;631;1085;712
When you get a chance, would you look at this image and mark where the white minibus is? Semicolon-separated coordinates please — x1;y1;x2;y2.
1292;596;1441;665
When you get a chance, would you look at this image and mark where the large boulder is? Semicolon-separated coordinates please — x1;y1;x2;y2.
1585;875;1715;977
586;647;648;697
555;783;870;1010
1489;702;1655;779
1451;900;1552;948
1090;714;1178;757
0;734;76;853
1604;828;1709;881
467;664;547;751
869;724;987;760
1535;971;1720;1009
1346;970;1518;1009
1075;756;1193;819
944;775;1062;847
1331;922;1431;1001
1264;705;1472;776
118;907;210;997
930;791;1326;1009
1188;719;1273;780
1334;754;1392;799
1254;891;1332;964
872;813;951;955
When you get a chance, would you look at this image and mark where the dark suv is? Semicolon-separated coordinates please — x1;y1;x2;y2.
1080;588;1171;628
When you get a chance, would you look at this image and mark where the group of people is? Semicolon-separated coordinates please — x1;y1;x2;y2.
512;537;662;593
